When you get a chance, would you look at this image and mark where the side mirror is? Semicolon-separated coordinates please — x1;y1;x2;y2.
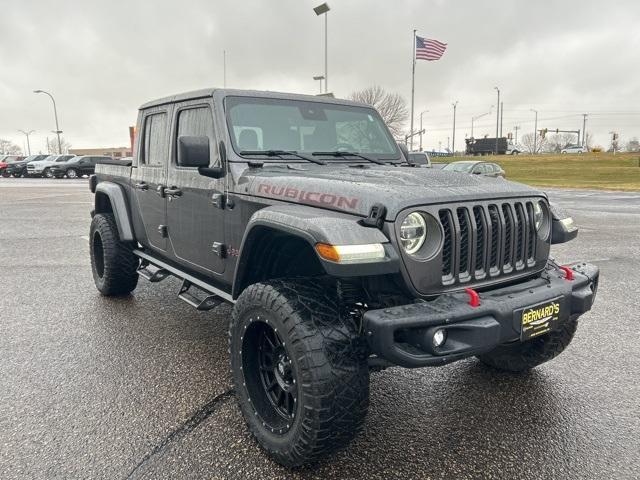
397;142;410;163
177;136;210;168
198;139;227;179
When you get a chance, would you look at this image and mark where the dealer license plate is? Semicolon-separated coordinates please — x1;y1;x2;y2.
518;297;563;341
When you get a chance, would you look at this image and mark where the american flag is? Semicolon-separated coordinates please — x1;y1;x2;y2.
415;35;447;61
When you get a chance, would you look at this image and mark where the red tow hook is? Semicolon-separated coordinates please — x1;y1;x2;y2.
464;288;481;308
559;265;575;281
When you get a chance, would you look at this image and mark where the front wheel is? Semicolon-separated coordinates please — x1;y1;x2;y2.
43;168;53;178
229;280;370;467
477;318;578;372
89;213;139;296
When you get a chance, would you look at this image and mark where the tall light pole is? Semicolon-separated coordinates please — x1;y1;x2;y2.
313;75;325;94
514;125;520;144
18;130;35;155
530;109;538;154
471;107;493;138
451;101;458;156
494;87;500;154
419;109;429;151
582;113;588;147
34;90;62;154
313;3;330;93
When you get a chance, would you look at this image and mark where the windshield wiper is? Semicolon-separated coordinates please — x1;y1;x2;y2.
239;150;326;165
311;151;386;165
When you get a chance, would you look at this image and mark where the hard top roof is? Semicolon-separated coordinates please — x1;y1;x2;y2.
139;88;368;110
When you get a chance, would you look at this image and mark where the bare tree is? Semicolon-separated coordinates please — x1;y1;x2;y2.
544;133;577;153
625;137;639;152
349;86;408;139
45;136;72;154
520;132;547;154
0;139;22;155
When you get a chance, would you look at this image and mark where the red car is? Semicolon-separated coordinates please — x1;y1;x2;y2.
0;156;26;176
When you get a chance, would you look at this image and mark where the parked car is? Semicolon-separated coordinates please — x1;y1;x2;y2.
407;152;432;167
26;154;75;177
0;156;26;176
88;87;598;467
561;145;586;154
443;160;505;177
50;155;112;178
4;154;49;178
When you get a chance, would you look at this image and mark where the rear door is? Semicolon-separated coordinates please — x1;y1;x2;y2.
166;100;226;275
131;107;171;252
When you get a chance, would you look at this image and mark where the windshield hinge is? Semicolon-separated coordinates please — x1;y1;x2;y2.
359;203;387;229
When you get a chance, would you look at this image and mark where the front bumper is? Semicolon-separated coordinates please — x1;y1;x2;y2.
363;262;599;368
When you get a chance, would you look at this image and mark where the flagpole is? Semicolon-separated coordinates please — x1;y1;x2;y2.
410;29;416;151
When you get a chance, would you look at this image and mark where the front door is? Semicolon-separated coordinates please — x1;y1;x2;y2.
131;108;170;252
166;101;226;275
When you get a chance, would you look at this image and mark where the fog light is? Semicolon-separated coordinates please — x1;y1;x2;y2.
433;329;447;348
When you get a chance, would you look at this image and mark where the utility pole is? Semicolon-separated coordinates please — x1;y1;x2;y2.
530;109;538;154
582;113;588;147
514;125;520;144
500;101;503;137
451;101;458;156
494;87;500;154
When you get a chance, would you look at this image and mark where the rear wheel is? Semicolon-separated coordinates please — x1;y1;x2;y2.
66;168;77;179
89;213;139;296
229;279;369;467
477;318;578;372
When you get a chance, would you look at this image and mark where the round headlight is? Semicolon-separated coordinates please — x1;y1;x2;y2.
400;212;427;254
533;201;544;231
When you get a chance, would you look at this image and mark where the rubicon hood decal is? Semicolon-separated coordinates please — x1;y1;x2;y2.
237;164;542;219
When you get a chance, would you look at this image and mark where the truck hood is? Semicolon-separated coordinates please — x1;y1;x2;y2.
235;164;544;220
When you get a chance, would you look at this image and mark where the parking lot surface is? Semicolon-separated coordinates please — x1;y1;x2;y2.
1;179;639;479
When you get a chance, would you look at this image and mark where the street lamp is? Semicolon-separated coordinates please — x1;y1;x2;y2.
419;109;429;151
451;101;458;156
313;75;325;94
494;86;500;154
471;106;493;138
530;109;538;154
18;130;35;155
313;3;330;93
34;90;62;154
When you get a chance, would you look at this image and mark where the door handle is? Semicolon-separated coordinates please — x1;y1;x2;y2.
164;187;182;198
134;182;148;191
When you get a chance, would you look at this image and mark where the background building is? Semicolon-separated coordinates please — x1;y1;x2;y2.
68;147;132;158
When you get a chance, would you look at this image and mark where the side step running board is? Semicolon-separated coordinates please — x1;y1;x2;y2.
137;262;171;283
178;279;222;311
133;249;234;306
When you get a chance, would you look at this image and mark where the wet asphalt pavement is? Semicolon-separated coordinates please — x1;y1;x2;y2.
0;179;639;479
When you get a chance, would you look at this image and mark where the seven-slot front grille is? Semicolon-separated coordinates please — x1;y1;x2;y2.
439;200;538;285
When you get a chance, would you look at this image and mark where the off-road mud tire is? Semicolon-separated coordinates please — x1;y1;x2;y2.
89;213;138;296
229;279;370;467
477;317;578;372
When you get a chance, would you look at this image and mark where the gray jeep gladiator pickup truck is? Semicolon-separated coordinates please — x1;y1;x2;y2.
89;88;599;467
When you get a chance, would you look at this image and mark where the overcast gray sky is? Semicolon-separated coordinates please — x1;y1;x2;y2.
1;0;639;153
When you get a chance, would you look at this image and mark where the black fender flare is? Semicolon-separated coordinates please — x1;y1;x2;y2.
94;182;135;242
231;204;400;299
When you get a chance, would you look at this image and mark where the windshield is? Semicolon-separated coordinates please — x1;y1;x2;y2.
56;156;73;162
225;96;400;162
443;162;475;172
